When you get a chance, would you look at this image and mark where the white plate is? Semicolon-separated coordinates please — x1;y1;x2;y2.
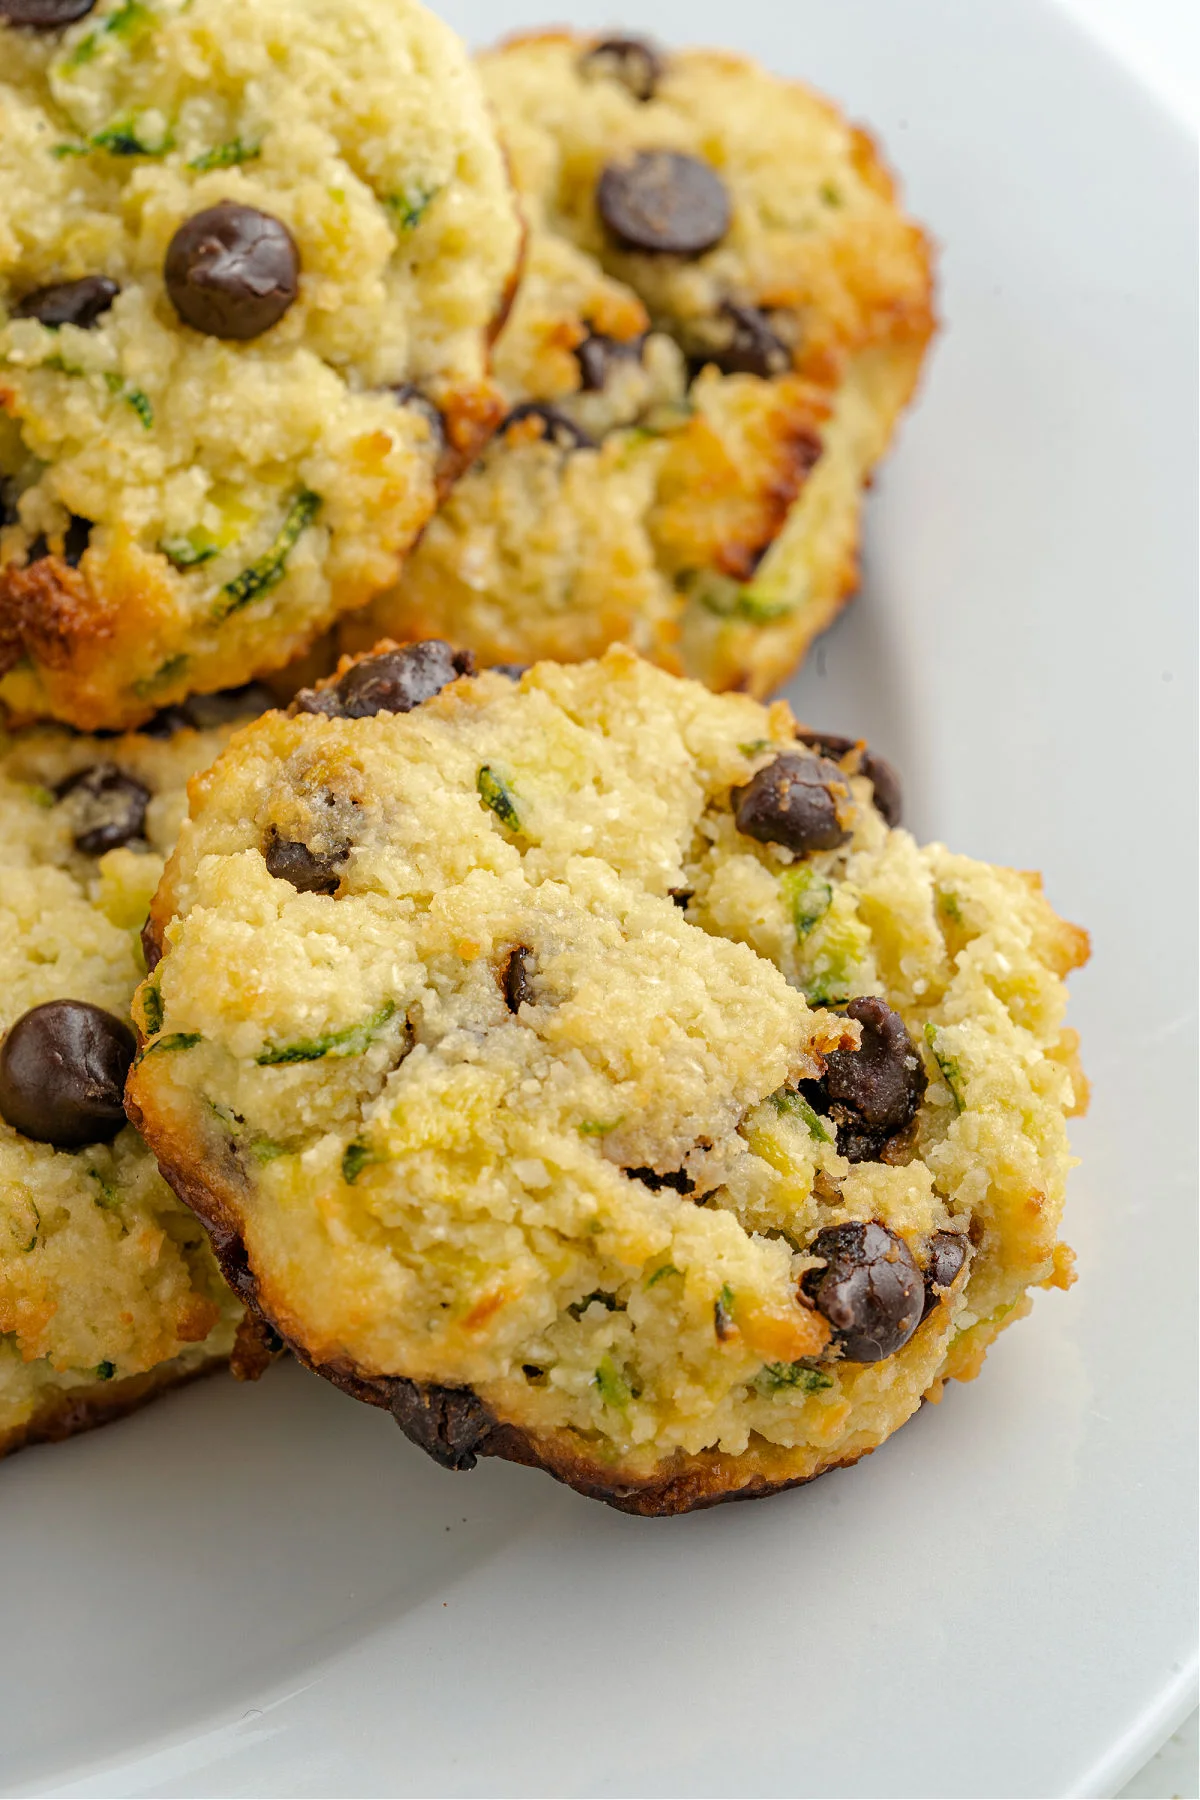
2;2;1195;1795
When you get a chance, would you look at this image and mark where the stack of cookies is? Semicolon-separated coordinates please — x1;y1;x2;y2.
0;0;1088;1511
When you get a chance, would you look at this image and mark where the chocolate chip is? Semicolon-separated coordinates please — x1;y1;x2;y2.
799;997;926;1164
668;888;693;909
491;663;529;681
795;729;903;828
29;514;92;568
501;947;535;1013
389;383;445;446
575;330;642;392
801;1220;923;1363
142;682;274;738
627;1166;696;1195
263;828;345;895
578;36;664;102
140;917;161;975
707;302;791;379
502;402;595;451
0;0;96;23
1;483;18;529
292;641;475;720
733;752;855;855
54;762;150;854
921;1231;967;1320
598;151;731;258
62;514;91;568
165;202;299;341
15;275;119;330
0;1000;135;1149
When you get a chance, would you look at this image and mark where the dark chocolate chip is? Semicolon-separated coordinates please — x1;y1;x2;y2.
501;947;535;1014
54;762;150;854
798;996;927;1164
669;888;694;909
597;151;731;258
0;0;96;23
921;1231;968;1320
795;728;903;827
142;682;275;738
0;482;18;530
574;330;643;392
292;641;474;720
707;302;791;379
29;514;92;567
62;514;91;568
263;828;345;895
140;916;161;975
578;35;664;102
490;663;529;681
502;402;595;451
0;1000;135;1149
165;202;299;341
389;383;445;446
15;275;119;330
801;1220;923;1362
732;752;855;855
627;1166;696;1195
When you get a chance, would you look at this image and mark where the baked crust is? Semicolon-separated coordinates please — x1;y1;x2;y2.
0;1352;227;1462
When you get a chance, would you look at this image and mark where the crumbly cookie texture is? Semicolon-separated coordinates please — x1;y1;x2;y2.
0;0;522;730
128;644;1087;1513
350;34;933;693
0;712;250;1456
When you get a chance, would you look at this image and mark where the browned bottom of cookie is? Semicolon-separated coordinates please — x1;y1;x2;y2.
137;1126;864;1516
0;1353;229;1463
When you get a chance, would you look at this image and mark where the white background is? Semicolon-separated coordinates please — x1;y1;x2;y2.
1056;13;1197;1794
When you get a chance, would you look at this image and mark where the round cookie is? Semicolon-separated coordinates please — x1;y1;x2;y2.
0;0;522;730
349;34;933;693
128;642;1088;1514
0;701;266;1457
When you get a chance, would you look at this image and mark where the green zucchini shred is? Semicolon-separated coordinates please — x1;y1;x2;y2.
133;652;189;698
188;138;261;172
577;1116;623;1137
61;0;154;70
476;765;521;831
144;1032;202;1057
256;999;396;1067
139;984;163;1036
688;569;797;623
88;117;174;158
923;1022;966;1113
94;1361;116;1381
89;1170;121;1211
215;489;321;619
781;864;833;941
769;1085;833;1143
592;1356;632;1408
341;1142;377;1184
161;527;220;570
386;186;438;231
754;1361;834;1396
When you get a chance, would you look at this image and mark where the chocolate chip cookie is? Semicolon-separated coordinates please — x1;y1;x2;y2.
128;644;1087;1513
0;702;266;1456
0;0;522;730
349;33;933;693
